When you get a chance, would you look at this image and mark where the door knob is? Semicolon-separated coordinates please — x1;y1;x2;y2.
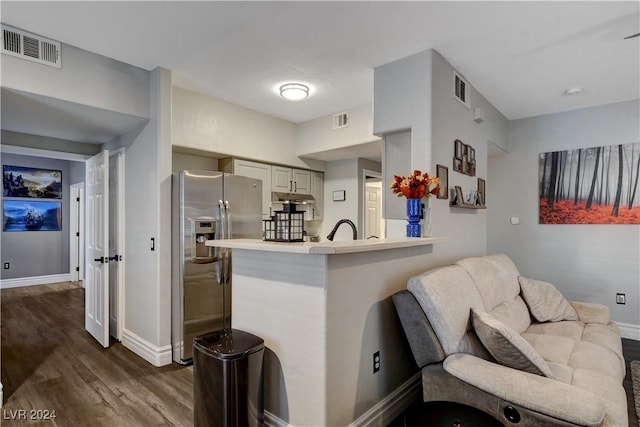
94;257;105;263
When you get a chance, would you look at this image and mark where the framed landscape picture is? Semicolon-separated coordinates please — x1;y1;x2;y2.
3;200;62;232
539;142;640;224
3;165;62;199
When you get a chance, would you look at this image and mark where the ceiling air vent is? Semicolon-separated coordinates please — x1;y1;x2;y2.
453;71;470;109
2;25;61;68
332;112;349;129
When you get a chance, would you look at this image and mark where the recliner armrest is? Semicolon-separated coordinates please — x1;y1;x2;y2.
392;290;446;367
443;353;605;427
569;301;610;324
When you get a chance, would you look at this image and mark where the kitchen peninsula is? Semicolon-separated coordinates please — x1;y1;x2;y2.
206;236;446;426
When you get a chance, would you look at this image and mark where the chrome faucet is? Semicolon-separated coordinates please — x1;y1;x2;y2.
326;219;357;241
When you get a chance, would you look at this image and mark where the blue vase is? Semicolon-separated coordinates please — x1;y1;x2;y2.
406;198;422;237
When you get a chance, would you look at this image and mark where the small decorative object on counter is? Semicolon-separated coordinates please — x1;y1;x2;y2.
390;170;440;237
263;203;305;242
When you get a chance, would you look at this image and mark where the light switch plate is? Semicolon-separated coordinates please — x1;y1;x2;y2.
510;217;520;225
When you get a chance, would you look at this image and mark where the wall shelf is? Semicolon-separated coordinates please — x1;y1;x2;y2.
450;203;486;209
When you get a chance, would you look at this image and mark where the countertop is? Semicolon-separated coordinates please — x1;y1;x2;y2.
205;236;447;255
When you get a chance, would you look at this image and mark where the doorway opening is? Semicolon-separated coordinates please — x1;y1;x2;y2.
362;169;385;239
69;183;85;284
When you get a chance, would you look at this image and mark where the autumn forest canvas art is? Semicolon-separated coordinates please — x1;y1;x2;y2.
539;142;640;224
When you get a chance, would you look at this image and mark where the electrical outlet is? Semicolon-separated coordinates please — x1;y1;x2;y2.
616;293;626;305
3;262;9;270
373;351;380;374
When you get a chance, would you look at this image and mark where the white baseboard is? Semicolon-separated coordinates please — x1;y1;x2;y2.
616;321;640;340
0;273;71;289
349;372;421;427
121;328;172;367
263;373;421;427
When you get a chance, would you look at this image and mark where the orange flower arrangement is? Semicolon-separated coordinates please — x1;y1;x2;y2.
390;170;440;199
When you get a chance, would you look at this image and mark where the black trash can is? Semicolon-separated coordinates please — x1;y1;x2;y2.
193;329;265;427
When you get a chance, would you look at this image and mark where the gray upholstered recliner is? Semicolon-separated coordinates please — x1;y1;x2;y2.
393;254;627;427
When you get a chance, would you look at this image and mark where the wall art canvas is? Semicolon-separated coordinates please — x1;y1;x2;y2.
3;165;62;198
3;200;62;231
539;142;640;224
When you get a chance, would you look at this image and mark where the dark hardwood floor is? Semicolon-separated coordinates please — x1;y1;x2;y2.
1;282;193;426
2;282;638;426
623;337;640;427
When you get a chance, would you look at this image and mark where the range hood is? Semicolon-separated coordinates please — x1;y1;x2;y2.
271;192;315;203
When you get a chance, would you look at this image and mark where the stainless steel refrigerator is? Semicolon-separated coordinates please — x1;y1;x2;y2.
172;170;262;364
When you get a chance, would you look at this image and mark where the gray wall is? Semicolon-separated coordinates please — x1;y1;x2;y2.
430;50;508;264
488;100;640;333
172;151;219;172
2;153;71;279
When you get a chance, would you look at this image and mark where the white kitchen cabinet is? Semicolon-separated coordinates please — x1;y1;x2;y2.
271;166;293;192
271;167;311;195
292;169;311;194
220;158;272;219
307;171;324;220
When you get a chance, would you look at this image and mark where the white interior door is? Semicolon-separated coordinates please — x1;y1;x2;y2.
85;150;110;347
365;183;382;239
108;150;124;340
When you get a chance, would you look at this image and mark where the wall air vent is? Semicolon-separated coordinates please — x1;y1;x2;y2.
2;25;61;68
453;71;470;109
332;112;349;129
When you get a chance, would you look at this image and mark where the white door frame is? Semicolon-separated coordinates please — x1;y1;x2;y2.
109;148;125;341
69;183;85;283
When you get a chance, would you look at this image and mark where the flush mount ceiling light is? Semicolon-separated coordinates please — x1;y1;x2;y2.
279;83;309;101
563;87;583;96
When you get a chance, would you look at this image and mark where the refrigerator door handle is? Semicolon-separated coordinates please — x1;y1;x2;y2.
223;200;231;285
215;200;226;285
224;200;231;239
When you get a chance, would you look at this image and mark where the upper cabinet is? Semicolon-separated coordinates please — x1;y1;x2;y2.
308;171;324;221
220;158;272;219
222;158;323;221
271;167;311;195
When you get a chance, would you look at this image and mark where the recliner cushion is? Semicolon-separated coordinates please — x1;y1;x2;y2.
471;308;554;378
519;276;578;322
408;265;489;358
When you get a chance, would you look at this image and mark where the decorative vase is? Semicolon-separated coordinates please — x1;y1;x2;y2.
406;198;422;237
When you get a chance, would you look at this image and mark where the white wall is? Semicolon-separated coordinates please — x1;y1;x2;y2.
321;159;360;241
1;130;101;157
320;158;381;240
430;50;508;263
105;68;173;365
374;50;433;226
172;87;323;170
172;152;219;173
1;42;149;118
295;104;380;157
488;100;640;337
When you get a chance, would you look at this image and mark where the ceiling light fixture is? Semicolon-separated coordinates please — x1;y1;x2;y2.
563;87;583;96
280;83;309;101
